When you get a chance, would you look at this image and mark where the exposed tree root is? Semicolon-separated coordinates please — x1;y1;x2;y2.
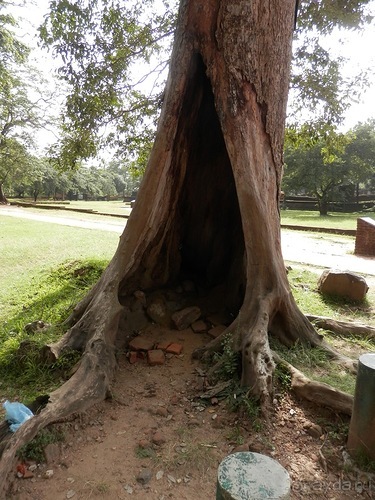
0;339;116;495
272;352;353;415
319;340;358;374
307;314;375;340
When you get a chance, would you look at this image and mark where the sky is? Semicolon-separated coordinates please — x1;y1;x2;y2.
8;0;375;153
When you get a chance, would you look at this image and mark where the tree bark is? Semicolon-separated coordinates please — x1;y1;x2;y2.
0;183;8;204
0;0;331;491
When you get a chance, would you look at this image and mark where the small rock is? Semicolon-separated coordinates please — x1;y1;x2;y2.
156;470;164;480
45;470;54;479
156;341;171;351
146;296;171;326
187;418;200;427
136;468;152;485
124;484;134;494
152;431;166;446
155;407;168;418
318;269;369;301
66;491;76;499
138;439;151;449
303;422;323;439
167;474;176;483
171;307;201;330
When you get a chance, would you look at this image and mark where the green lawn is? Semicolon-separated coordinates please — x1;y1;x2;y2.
280;209;374;230
0;216;120;319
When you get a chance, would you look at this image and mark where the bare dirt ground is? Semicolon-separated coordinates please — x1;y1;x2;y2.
2;206;375;499
8;306;375;500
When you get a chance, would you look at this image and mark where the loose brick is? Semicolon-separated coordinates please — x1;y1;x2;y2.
129;337;154;351
208;325;226;338
191;320;207;333
165;343;183;355
147;349;165;366
172;306;201;330
128;351;138;364
156;341;171;351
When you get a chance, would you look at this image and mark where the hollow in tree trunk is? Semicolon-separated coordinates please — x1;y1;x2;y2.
0;0;333;490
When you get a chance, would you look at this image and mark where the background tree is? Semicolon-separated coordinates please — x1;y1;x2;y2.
0;138;34;202
283;120;375;214
343;120;375;199
0;1;58;202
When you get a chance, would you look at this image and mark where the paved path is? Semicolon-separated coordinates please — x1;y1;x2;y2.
281;229;375;277
1;206;374;276
0;206;125;233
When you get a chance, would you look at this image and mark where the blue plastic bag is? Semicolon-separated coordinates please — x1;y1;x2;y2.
3;400;33;432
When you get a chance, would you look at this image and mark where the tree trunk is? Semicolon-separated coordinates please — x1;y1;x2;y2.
0;183;8;204
0;0;328;491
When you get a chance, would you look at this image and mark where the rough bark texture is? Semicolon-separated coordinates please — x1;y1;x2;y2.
0;183;8;204
0;0;328;491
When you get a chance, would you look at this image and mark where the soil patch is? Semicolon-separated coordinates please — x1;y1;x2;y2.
8;321;375;499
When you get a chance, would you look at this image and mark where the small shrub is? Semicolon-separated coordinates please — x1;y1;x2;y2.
17;427;64;462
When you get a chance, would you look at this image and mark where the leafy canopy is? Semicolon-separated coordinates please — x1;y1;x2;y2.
39;0;373;170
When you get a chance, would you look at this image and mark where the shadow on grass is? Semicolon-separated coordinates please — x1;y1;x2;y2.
0;259;108;401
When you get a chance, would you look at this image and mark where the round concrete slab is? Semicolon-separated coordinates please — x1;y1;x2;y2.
217;452;290;499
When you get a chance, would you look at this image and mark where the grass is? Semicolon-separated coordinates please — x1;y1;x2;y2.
0;216;119;318
280;209;374;230
288;268;375;326
17;426;65;462
0;260;108;402
277;268;375;395
0;214;119;404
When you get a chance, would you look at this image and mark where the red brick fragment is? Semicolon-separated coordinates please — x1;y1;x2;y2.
165;343;183;355
208;325;226;339
128;351;138;364
129;337;154;351
191;320;207;333
147;349;165;366
156;341;171;351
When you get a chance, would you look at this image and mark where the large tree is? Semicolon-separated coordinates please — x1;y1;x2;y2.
0;1;58;203
0;0;357;492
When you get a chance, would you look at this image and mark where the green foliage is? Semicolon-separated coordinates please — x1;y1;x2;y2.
274;363;292;392
37;0;373;171
135;445;156;459
213;334;240;381
290;1;373;134
17;427;65;462
40;0;177;170
283;121;375;214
